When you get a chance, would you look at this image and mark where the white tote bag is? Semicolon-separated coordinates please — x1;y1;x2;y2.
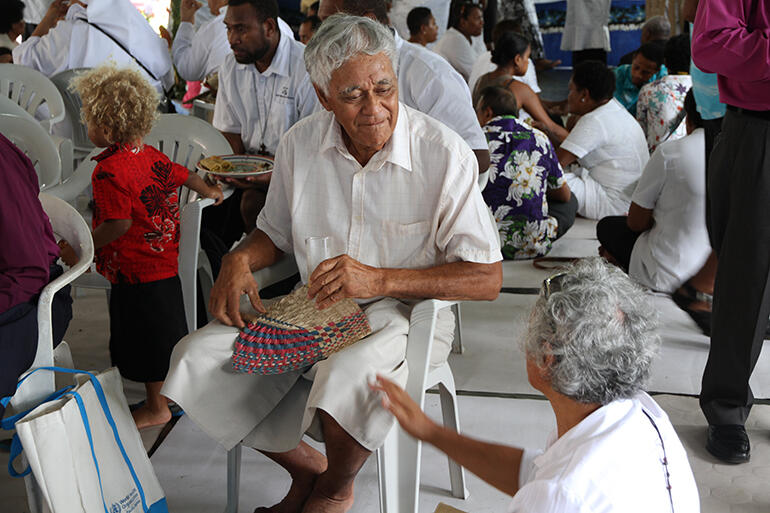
4;367;168;513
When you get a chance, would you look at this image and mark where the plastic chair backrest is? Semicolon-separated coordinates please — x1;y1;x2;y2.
50;68;94;156
0;112;62;190
10;193;94;412
0;94;36;121
0;63;66;132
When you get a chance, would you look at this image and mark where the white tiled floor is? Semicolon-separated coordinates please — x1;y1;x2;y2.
4;218;770;512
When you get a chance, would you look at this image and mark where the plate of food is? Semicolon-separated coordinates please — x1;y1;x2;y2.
196;155;274;177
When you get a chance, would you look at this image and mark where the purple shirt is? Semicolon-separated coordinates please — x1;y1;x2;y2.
692;0;770;111
0;134;59;312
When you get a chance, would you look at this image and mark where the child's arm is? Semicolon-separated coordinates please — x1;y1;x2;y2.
185;173;224;205
93;219;133;250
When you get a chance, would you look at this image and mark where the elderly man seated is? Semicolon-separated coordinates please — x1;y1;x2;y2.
162;14;502;512
375;258;700;512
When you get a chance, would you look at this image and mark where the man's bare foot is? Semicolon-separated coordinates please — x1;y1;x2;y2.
255;444;328;513
300;484;354;513
131;405;172;430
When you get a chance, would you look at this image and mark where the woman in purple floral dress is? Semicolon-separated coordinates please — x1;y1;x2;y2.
476;86;577;259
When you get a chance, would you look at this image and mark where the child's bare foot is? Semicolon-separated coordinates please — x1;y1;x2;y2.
131;405;172;430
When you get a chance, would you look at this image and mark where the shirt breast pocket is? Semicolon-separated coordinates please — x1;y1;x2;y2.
381;220;434;268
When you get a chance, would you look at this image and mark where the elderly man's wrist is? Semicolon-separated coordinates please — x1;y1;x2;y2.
223;249;251;269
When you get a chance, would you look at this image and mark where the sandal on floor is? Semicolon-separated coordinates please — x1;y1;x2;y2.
672;282;713;336
129;400;184;418
533;257;579;270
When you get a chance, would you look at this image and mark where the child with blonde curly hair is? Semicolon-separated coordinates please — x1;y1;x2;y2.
69;64;223;428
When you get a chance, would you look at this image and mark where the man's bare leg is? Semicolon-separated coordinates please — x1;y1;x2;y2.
302;410;371;513
255;442;328;513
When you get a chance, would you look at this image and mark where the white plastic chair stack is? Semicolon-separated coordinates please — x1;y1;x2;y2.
50;68;95;165
69;114;233;333
9;193;94;513
0;63;66;133
0;112;62;190
223;260;469;513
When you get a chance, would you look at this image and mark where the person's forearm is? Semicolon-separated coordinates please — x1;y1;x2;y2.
184;172;215;198
473;149;490;174
425;424;523;496
93;220;132;250
692;0;770;81
222;132;246;154
226;228;283;273
380;261;501;301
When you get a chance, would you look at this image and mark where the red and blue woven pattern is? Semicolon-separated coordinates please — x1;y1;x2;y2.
232;309;372;375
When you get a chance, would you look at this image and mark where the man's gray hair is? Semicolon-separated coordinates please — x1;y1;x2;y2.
643;15;671;41
304;13;398;95
525;258;660;405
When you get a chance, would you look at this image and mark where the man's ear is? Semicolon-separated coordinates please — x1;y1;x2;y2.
263;17;278;37
313;84;333;112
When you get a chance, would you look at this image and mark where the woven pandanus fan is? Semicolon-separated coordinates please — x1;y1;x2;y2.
232;285;372;375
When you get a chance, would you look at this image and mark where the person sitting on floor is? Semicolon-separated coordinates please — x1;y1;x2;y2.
613;42;667;116
0;133;73;421
13;0;174;95
374;257;700;512
298;14;321;44
618;15;670;66
473;30;569;144
476;86;577;259
552;61;649;220
162;15;502;512
406;6;438;47
66;65;223;429
434;1;485;81
596;89;710;296
636;34;692;154
468;19;541;107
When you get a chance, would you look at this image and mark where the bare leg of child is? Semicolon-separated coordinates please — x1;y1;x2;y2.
132;381;172;429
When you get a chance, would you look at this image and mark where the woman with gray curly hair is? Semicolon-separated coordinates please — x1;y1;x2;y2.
374;258;699;512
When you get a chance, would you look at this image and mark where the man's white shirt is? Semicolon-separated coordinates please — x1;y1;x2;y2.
257;102;502;284
433;27;484;81
173;12;295;82
468;51;541;96
13;0;173;93
393;31;487;152
212;31;318;155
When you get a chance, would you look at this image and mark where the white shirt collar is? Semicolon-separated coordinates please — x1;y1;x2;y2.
319;102;412;173
235;30;292;77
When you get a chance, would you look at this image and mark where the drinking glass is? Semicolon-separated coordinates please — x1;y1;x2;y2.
305;236;332;282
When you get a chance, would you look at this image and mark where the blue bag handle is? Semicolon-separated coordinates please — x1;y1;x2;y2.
1;367;157;513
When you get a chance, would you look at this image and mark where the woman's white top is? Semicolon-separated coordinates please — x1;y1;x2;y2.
560;0;612;52
561;99;649;215
434;27;484;81
629;129;711;293
12;0;173;93
509;392;700;512
468;51;541;96
0;33;18;50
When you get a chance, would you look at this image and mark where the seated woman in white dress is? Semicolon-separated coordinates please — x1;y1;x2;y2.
596;89;711;294
375;258;700;512
433;1;484;81
473;30;569;143
636;34;693;154
551;61;649;220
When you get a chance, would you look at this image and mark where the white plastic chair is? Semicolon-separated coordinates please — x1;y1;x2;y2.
0;63;66;132
69;114;233;333
50;68;95;169
0;112;62;190
224;261;469;513
9;193;93;513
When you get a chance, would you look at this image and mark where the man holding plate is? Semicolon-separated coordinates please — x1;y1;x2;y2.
202;0;319;277
163;14;502;512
